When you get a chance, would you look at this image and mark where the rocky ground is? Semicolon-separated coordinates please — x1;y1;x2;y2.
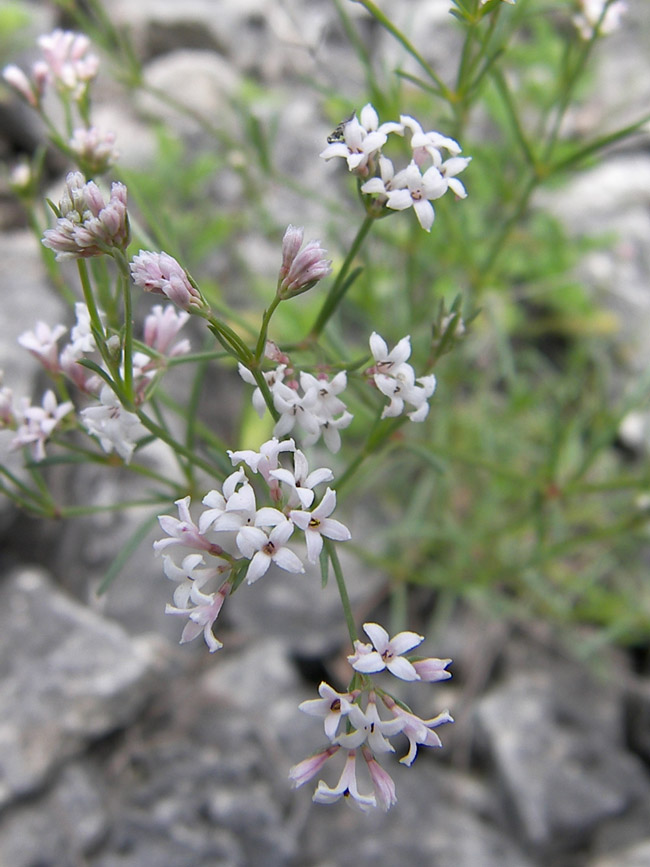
1;1;650;865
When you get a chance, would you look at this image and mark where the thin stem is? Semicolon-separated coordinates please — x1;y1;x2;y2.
326;540;358;645
353;0;451;97
255;294;282;362
310;214;375;339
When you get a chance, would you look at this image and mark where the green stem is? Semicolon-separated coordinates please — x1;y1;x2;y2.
326;540;358;645
310;214;375;338
136;408;223;481
255;294;282;362
353;0;451;97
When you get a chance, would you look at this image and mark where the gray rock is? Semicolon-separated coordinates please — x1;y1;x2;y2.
0;762;107;867
0;568;164;807
588;839;650;867
474;661;650;852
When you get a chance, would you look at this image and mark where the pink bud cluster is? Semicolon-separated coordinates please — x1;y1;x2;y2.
155;438;351;651
42;172;129;261
278;225;332;298
290;622;452;811
2;29;99;107
130;251;205;312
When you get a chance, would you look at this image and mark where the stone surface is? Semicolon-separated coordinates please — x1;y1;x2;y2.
0;568;164;807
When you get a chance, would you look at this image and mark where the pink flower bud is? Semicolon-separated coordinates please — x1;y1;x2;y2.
278;230;332;299
130;251;205;312
2;64;37;106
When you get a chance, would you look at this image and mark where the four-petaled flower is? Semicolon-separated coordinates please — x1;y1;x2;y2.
348;622;425;681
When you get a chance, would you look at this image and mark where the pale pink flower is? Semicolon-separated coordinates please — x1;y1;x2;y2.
165;581;228;653
2;64;39;106
37;29;99;99
383;161;448;232
18;321;67;373
362;747;397;812
69;127;119;175
334;694;404;754
382;695;454;766
11;390;74;461
143;304;191;357
289;745;340;788
155;496;225;557
312;750;376;811
412;656;453;682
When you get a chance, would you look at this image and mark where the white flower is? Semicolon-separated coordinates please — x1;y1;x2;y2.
269;448;333;508
290;487;351;563
162;552;221;609
383;161;448;232
375;368;437;422
237;520;305;584
400;115;461;167
238;362;286;418
334;695;404;754
298;682;356;740
228;437;295;500
348;622;424;681
369;331;411;375
272;381;322;441
319;103;402;175
80;385;145;463
312;750;377;811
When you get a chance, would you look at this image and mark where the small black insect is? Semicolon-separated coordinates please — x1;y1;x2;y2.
327;111;356;144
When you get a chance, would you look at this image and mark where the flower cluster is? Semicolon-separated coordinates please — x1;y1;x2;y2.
368;332;437;422
42;171;129;261
2;29;99;108
320;104;471;231
239;363;353;453
155;438;351;651
7;301;191;463
290;622;452;811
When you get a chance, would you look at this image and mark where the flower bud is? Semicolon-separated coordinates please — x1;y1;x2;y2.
130;250;205;312
278;229;331;299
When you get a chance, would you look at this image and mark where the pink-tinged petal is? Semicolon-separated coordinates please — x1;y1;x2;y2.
305;467;334;488
412;198;435;232
386;656;420;681
237;525;267;558
361;130;387;154
288;509;310;531
412;657;452;682
312;487;337;519
389;630;424;655
289;745;339;788
363;622;390;652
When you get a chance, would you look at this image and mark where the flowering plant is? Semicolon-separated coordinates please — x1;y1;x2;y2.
1;0;648;814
